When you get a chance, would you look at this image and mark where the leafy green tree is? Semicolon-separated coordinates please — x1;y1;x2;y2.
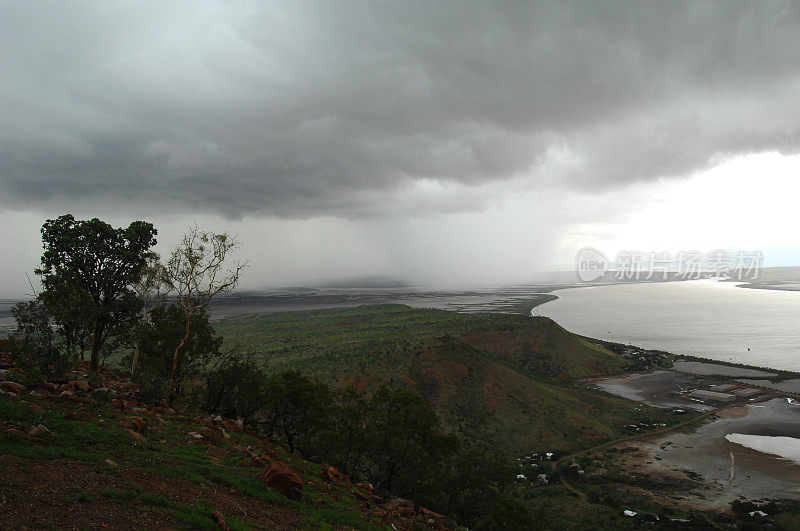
204;354;271;423
313;387;371;479
134;304;222;402
260;371;333;454
420;449;534;530
37;271;94;361
9;299;69;376
364;386;459;495
36;215;158;372
130;253;167;375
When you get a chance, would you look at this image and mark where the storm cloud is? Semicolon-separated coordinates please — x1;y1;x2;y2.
1;1;799;218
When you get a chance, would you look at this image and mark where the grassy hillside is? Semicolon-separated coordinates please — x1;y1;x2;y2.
217;305;675;455
0;367;443;530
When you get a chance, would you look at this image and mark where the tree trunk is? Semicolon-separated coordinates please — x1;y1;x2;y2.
168;311;191;405
89;318;104;372
131;342;140;375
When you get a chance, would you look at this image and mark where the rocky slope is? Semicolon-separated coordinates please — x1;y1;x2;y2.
0;358;455;530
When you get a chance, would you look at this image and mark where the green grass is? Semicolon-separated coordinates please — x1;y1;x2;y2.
0;394;385;530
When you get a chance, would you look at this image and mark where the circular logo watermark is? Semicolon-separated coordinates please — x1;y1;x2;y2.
575;247;608;282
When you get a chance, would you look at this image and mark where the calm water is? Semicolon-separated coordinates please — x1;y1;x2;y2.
537;280;800;372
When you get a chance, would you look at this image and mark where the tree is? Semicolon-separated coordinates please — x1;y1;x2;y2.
10;299;67;376
36;215;158;372
261;371;332;453
37;270;94;361
203;353;270;422
133;304;222;402
162;225;245;401
364;387;459;495
314;387;371;479
130;253;167;375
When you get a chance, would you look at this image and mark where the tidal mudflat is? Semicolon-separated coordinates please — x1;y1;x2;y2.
634;399;800;507
672;360;777;378
594;370;714;411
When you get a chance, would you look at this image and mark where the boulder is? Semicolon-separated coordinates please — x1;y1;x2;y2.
419;507;455;527
38;382;59;393
28;424;50;438
212;510;230;531
206;445;229;459
320;464;348;484
0;381;25;394
259;463;304;500
129;417;147;434
221;419;242;433
92;387;116;406
127;429;146;442
383;498;415;516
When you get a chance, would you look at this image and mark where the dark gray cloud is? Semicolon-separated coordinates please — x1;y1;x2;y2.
1;1;798;217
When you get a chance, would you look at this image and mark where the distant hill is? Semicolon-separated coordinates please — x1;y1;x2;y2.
217;305;671;456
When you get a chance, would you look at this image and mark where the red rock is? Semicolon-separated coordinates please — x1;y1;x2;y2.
4;428;23;436
73;380;90;392
38;382;59;393
259;463;304;500
110;399;124;409
320;464;348;484
239;458;265;468
59;390;74;399
212;510;229;531
263;449;278;460
127;429;146;442
28;404;45;414
202;427;220;438
129;417;147;434
221;419;242;433
0;381;25;394
206;445;229;459
383;498;415;516
28;424;50;438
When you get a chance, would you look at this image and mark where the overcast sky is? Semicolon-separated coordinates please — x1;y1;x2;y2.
2;1;799;296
